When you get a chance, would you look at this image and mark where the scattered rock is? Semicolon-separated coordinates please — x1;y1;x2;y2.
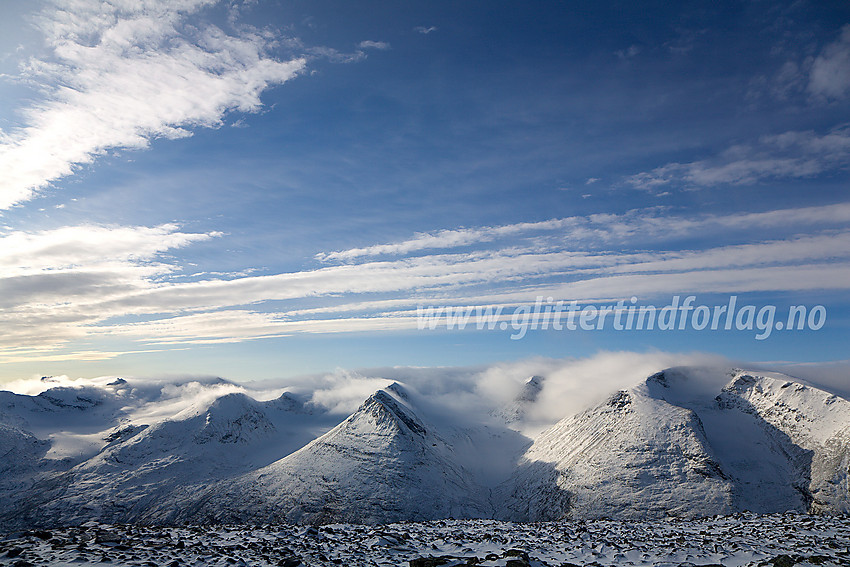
0;514;848;567
409;558;450;567
24;530;52;541
502;548;531;567
409;556;477;567
766;556;797;567
94;530;123;545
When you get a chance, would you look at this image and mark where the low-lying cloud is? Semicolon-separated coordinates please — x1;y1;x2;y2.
1;351;738;431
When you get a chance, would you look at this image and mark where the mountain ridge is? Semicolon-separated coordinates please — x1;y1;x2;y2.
1;366;848;529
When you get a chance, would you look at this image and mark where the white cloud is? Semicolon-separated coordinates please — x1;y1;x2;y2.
0;348;168;365
0;223;215;275
319;201;850;261
0;352;737;434
809;24;850;101
306;369;394;414
3;202;850;360
602;232;850;275
95;310;295;345
414;26;437;35
316;218;581;262
0;223;217;354
0;0;305;209
627;126;850;191
747;23;850;104
358;40;390;50
615;44;641;59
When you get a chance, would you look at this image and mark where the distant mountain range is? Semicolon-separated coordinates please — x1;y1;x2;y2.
1;367;849;529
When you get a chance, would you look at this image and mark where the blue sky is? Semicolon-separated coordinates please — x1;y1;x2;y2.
1;0;849;383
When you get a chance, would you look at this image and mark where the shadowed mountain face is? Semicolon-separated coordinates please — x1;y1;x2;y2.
499;376;733;521
1;367;849;529
501;368;850;520
185;385;493;525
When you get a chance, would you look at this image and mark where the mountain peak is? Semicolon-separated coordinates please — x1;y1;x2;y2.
385;381;411;400
36;387;105;410
195;392;275;444
517;375;544;402
493;375;545;424
364;388;426;437
4;364;850;528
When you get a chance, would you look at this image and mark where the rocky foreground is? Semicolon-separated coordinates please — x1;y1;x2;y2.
1;513;848;567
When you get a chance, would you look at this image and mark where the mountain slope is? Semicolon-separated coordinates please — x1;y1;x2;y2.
714;371;850;513
1;390;333;528
1;366;849;528
499;367;850;521
189;383;491;524
499;372;732;520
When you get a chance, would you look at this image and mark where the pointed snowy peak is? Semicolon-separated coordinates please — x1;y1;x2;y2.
385;381;411;400
193;382;489;524
518;375;544;402
361;384;427;437
494;375;545;424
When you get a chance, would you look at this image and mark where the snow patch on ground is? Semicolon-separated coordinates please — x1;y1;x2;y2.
1;513;848;567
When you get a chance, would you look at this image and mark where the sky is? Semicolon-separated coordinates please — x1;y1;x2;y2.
1;0;849;384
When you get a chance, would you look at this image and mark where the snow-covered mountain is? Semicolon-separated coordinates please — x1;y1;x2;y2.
500;367;850;520
0;380;339;528
492;375;544;424
1;366;849;529
188;383;493;524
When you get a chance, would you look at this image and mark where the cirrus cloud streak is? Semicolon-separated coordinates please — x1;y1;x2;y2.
0;0;305;209
2;201;850;361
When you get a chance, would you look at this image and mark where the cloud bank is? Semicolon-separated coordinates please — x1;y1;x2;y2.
2;200;849;362
809;24;850;101
1;351;735;430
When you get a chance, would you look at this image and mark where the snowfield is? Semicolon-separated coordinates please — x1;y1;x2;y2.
1;365;850;532
1;513;848;567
